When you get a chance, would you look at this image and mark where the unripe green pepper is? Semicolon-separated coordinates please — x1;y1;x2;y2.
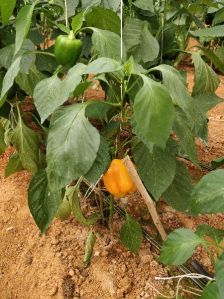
54;31;83;66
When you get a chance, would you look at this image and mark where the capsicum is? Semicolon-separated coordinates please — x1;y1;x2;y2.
103;159;137;198
54;30;83;66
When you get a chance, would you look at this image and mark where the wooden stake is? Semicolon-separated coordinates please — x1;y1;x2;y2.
123;155;167;241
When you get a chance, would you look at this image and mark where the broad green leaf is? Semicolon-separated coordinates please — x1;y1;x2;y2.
4;152;23;178
11;114;40;174
174;108;198;165
83;231;96;267
15;3;36;55
85;101;111;121
190;170;224;215
123;18;159;63
91;28;121;61
85;7;120;35
85;137;110;184
28;169;62;233
190;25;224;37
81;0;101;8
150;65;192;112
133;0;154;12
68;186;100;225
133;140;176;200
120;213;142;253
0;56;21;104
46;104;100;190
0;40;35;73
34;63;85;122
191;52;220;96
200;46;224;75
163;161;193;212
83;57;122;74
102;0;120;11
0;0;16;25
123;18;144;51
71;11;85;35
211;156;224;170
160;228;202;265
193;93;222;114
201;283;220;299
133;75;174;149
215;253;224;298
16;66;46;97
0;124;7;154
213;7;224;26
132;25;159;63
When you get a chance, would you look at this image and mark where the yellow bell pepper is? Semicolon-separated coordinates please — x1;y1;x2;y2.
103;159;137;198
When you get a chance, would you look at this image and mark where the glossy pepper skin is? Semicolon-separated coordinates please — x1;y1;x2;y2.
103;159;137;198
54;31;83;66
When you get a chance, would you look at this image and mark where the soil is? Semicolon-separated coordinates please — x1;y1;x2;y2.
0;69;224;299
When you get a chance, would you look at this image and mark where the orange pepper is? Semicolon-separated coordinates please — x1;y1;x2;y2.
103;159;137;198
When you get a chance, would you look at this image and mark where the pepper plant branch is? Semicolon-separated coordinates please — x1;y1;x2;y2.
123;155;167;241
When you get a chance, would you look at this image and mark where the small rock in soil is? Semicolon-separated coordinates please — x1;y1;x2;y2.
62;275;75;299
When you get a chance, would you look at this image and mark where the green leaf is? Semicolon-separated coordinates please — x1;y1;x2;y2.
120;213;142;253
83;57;122;74
91;28;121;61
211;156;224;170
200;46;224;75
123;18;144;51
190;25;224;37
28;169;62;233
85;137;110;184
83;231;97;267
15;3;36;55
163;161;193;212
215;253;224;298
0;40;35;73
33;64;85;123
160;228;202;265
102;0;120;12
68;186;100;225
133;25;159;63
191;52;220;96
133;0;154;12
213;7;224;26
71;10;85;35
73;81;92;97
0;0;16;25
0;56;21;105
4;152;23;178
46;104;100;190
174;108;198;165
11;114;40;174
133;140;176;200
0;124;7;154
150;65;192;112
123;18;159;63
193;93;222;114
201;282;220;299
16;66;46;97
85;7;120;35
190;170;224;215
133;75;174;149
